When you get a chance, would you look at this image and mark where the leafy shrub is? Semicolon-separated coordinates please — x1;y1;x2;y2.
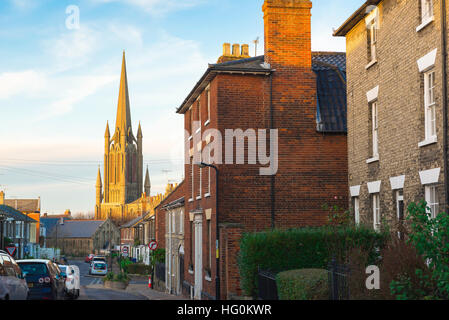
127;263;152;275
104;272;114;282
346;238;429;300
115;272;130;283
276;269;328;300
119;257;133;273
238;226;387;297
389;200;449;300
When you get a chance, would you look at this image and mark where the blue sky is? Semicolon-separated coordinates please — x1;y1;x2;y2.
0;0;363;215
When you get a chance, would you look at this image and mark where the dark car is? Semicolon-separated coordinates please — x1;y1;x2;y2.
16;259;66;300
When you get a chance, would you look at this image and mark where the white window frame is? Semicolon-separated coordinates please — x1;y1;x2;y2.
369;20;377;62
190;157;194;201
353;197;360;226
396;190;404;239
421;0;434;22
197;155;202;200
424;70;436;140
373;193;381;231
425;185;439;219
371;101;379;158
205;87;210;126
180;210;184;234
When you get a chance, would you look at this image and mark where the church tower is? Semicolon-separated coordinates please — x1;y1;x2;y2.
97;51;144;221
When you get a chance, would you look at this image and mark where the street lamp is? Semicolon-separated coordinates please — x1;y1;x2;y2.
197;162;220;300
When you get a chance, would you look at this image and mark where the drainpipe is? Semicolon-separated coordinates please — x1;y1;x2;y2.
269;72;275;230
441;0;449;211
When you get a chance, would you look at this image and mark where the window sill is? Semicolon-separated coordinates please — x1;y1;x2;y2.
205;275;212;282
188;198;194;203
366;156;379;164
188;269;194;275
188;136;193;141
365;59;378;70
204;120;210;127
196;196;202;200
195;128;201;134
418;136;437;148
204;193;211;198
416;16;434;32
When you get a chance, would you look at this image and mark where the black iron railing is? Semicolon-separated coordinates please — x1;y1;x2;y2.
257;268;279;300
328;258;350;300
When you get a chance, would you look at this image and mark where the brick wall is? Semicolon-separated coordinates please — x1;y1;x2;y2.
181;0;348;300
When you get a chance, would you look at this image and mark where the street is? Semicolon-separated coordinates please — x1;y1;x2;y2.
69;259;148;300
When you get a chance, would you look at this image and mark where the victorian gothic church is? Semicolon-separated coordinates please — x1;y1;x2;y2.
95;52;153;225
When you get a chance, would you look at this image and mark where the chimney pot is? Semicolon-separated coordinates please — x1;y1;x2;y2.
223;43;231;56
232;44;240;57
241;44;249;57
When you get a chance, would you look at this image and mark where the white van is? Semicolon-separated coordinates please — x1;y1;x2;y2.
58;264;80;299
0;250;29;300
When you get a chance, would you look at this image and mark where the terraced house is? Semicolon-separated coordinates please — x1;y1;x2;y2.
176;0;348;300
334;0;449;233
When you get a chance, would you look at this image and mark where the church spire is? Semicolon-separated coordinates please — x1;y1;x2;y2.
144;166;151;196
115;51;132;137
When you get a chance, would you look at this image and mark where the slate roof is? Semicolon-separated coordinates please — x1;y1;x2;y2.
47;220;105;239
120;215;145;229
40;216;73;235
312;52;347;133
0;205;37;222
177;52;347;133
4;199;40;212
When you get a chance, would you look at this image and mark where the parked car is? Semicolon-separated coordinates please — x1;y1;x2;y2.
58;264;80;299
0;251;29;300
85;254;94;263
89;261;108;276
90;256;107;266
17;259;66;300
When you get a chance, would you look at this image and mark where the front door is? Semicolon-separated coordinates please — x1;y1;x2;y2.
194;215;202;300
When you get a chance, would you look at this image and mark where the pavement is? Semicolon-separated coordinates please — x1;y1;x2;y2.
126;276;186;300
69;258;185;300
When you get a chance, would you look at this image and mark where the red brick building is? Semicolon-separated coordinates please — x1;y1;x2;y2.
176;0;348;300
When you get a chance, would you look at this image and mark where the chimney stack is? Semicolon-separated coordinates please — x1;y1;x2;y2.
263;0;312;69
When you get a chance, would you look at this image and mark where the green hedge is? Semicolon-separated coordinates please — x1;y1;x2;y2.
238;226;388;297
276;269;328;300
127;263;152;275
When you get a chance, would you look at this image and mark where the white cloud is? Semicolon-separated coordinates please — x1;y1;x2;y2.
43;26;99;72
108;24;143;47
34;74;117;121
9;0;39;10
0;70;47;100
91;0;205;16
